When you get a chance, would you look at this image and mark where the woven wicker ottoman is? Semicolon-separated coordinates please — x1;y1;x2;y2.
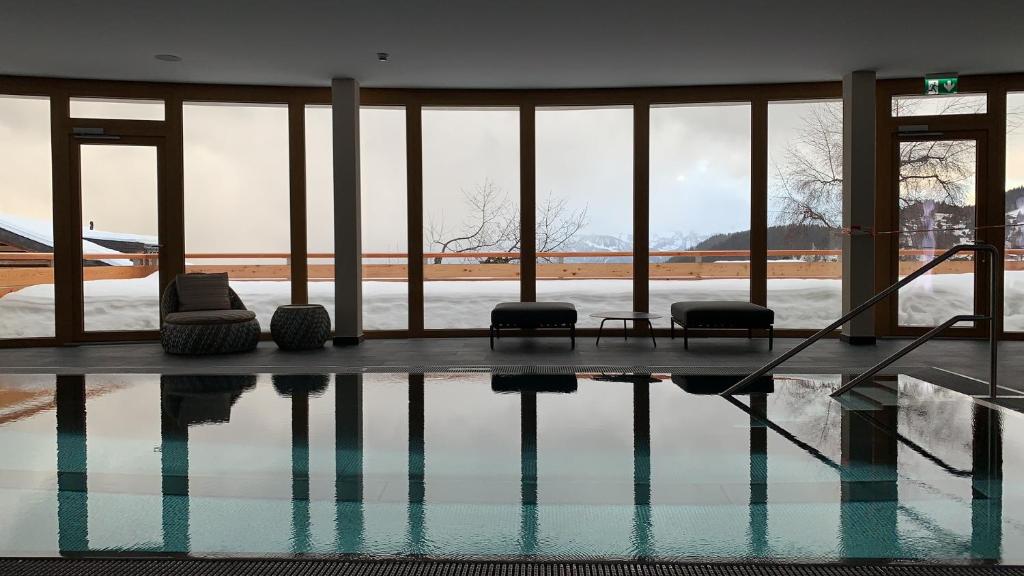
162;312;261;355
271;304;332;350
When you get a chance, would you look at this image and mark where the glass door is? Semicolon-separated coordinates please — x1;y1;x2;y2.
73;138;164;338
895;132;985;335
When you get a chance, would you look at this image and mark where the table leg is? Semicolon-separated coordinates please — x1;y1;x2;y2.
648;320;657;347
596;319;607;346
624;319;628;341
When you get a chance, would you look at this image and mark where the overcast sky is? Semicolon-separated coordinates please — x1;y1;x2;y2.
4;94;1023;256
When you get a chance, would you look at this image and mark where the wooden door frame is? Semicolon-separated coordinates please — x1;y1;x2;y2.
68;129;172;343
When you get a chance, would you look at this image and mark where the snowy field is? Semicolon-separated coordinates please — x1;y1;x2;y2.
0;272;1005;339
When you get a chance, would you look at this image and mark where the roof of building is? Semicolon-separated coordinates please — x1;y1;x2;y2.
0;213;156;266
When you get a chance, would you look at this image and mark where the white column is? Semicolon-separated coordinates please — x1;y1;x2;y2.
332;78;362;344
841;70;876;344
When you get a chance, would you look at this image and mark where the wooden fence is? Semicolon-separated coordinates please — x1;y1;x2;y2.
0;250;1020;297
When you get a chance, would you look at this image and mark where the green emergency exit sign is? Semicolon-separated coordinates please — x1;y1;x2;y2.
925;75;958;95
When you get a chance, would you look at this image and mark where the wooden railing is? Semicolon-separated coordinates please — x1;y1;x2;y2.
2;249;1021;297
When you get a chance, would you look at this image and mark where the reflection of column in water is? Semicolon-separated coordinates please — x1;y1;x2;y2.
971;403;1003;561
407;375;425;553
56;375;88;555
335;374;364;553
748;393;768;556
839;380;898;559
520;390;537;554
271;374;316;554
632;382;652;557
159;380;190;553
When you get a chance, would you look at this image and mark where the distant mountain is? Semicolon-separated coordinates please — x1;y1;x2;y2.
557;234;633;263
651;231;709;256
666;224;842;262
547;194;996;265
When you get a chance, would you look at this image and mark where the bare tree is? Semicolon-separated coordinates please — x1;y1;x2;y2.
897;138;975;209
535;192;589;259
773;97;984;229
772;102;843;229
426;181;588;264
426;179;516;264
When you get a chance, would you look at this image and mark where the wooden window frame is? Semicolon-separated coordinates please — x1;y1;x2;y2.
6;73;1024;345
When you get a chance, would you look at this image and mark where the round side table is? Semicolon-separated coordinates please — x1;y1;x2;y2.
590;311;662;347
271;304;331;350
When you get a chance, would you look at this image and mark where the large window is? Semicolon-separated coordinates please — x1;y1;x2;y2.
1005;92;1024;331
305;105;334;326
536;106;632;326
0;95;54;339
422;107;519;329
184;102;290;330
767;100;842;328
649;103;751;325
360;107;408;330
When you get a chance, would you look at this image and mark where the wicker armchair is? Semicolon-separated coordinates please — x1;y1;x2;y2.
160;276;261;355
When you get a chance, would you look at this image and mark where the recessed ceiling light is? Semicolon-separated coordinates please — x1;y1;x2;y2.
154;54;182;62
377;52;389;63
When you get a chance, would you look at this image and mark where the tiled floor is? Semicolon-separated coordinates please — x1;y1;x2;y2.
0;336;1015;392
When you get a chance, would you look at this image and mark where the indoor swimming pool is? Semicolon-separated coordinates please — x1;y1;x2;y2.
0;370;1020;563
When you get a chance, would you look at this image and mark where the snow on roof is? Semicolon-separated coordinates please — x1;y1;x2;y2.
0;213;135;266
83;228;159;245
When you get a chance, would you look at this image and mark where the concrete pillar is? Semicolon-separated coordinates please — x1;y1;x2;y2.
841;70;877;344
332;78;363;345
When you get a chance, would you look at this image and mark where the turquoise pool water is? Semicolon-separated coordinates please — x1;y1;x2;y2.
0;371;1020;562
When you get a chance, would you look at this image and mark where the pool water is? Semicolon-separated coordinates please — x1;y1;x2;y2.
0;371;1021;562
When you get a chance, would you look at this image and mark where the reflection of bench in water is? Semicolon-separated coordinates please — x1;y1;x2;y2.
491;374;578;394
671;374;774;395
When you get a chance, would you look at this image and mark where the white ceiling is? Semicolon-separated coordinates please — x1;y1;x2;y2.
1;1;1021;89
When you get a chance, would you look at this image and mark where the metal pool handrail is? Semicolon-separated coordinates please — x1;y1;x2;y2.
720;242;999;398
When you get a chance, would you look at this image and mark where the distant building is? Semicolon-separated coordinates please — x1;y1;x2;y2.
0;214;158;268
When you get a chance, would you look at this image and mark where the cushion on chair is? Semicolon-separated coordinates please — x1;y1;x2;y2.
175;273;231;312
165;309;256;325
491;302;577;326
670;301;774;327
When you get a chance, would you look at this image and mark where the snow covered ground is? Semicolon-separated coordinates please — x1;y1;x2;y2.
0;272;1007;339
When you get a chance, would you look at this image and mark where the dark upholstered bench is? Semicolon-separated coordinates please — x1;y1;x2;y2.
490;302;577;349
670;301;774;350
